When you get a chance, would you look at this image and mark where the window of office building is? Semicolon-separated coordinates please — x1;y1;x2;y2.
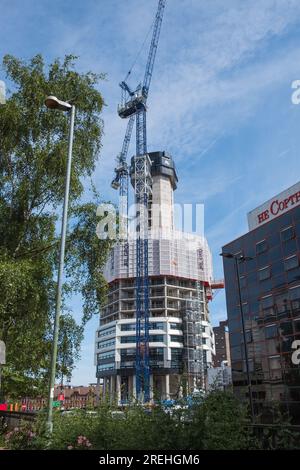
265;324;277;339
279;321;293;336
150;322;165;330
281;226;294;242
97;352;115;361
97;363;115;372
289;286;300;311
284;255;299;271
268;355;281;370
261;295;274;310
97;340;115;349
98;327;115;337
121;323;136;331
275;293;289;315
258;266;271;281
170;323;182;330
170;335;183;343
294;318;300;333
245;330;253;343
120;335;165;344
121;348;135;357
256;239;268;255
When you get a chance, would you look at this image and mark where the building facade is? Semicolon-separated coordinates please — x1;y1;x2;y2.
222;182;300;423
213;320;231;367
95;151;215;402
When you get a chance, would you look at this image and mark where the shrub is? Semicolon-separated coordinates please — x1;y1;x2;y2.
4;423;39;450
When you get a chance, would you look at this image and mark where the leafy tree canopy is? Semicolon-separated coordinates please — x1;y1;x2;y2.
0;54;113;398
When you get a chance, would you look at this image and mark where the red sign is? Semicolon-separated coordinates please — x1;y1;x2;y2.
248;182;300;230
0;404;7;411
58;394;65;401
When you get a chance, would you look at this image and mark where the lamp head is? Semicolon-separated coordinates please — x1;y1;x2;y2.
45;95;72;112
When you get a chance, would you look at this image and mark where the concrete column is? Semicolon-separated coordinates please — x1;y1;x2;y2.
150;374;154;400
165;374;170;399
109;376;114;403
132;375;136;399
116;375;121;404
102;377;106;398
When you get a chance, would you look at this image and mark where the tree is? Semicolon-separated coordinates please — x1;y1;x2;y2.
0;54;112;397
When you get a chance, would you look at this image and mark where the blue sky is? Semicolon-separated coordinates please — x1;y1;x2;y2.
2;0;300;385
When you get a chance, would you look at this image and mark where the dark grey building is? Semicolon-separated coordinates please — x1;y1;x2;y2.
213;320;231;367
222;182;300;424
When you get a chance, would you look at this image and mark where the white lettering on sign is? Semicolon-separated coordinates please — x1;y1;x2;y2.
248;182;300;230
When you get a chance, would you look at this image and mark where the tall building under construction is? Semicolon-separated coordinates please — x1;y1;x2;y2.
95;151;216;402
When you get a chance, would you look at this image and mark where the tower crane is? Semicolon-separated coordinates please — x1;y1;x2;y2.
111;0;166;402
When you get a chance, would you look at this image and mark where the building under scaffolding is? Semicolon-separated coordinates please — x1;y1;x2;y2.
95;152;216;402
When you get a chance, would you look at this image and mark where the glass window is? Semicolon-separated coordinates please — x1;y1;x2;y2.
150;322;165;330
275;293;289;316
98;327;115;337
258;266;271;281
245;330;252;343
120;336;136;344
97;362;115;372
121;323;136;331
121;348;135;356
284;255;299;271
268;355;281;370
265;324;277;339
294;319;300;333
97;352;115;361
279;321;293;336
150;335;164;342
97;340;115;349
281;226;294;242
170;323;182;330
289;286;300;301
256;240;268;255
170;335;183;343
261;295;274;310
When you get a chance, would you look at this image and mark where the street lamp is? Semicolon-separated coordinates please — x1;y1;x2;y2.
220;252;255;422
45;96;75;433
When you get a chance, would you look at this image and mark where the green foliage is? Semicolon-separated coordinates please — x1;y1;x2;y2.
34;392;253;450
184;390;250;450
1;394;299;450
4;422;40;450
255;403;300;450
0;54;112;397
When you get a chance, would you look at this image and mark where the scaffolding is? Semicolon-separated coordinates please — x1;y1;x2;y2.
182;281;206;394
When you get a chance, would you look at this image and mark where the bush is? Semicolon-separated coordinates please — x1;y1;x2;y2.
3;393;299;450
4;422;40;450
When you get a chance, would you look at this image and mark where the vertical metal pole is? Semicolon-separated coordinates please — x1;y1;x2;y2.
235;256;255;422
47;105;75;433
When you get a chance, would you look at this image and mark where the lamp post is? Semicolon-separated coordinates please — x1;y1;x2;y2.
45;96;75;433
220;252;255;422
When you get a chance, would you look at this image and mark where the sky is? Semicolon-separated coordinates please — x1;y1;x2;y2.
2;0;300;385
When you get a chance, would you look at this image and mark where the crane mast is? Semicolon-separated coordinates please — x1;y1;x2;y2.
111;0;166;402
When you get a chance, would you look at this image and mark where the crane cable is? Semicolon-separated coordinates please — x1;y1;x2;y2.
123;19;155;84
